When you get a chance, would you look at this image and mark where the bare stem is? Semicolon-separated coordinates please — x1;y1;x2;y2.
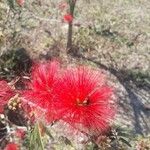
66;0;77;52
67;22;73;50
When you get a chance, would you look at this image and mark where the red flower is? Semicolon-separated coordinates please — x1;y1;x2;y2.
0;81;15;113
4;143;19;150
16;0;25;7
23;60;60;122
54;67;115;135
63;14;73;23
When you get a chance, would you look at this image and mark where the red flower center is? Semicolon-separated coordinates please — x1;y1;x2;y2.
76;98;90;106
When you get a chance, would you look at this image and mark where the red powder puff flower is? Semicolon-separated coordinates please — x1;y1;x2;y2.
63;14;73;23
22;60;60;122
54;67;115;135
4;143;19;150
16;0;25;7
0;81;15;113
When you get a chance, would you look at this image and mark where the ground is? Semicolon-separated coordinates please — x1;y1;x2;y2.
0;0;150;149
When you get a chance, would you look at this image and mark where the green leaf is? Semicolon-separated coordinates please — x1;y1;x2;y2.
29;123;45;150
119;137;132;147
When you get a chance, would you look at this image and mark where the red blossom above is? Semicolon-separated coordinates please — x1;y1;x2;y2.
58;1;68;10
22;60;60;122
0;80;15;113
53;67;115;135
4;143;19;150
63;14;73;23
16;0;25;7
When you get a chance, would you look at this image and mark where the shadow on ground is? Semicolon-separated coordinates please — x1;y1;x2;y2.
0;48;32;81
69;51;150;135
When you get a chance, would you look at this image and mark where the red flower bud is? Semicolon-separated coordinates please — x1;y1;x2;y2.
16;0;25;7
58;1;68;10
15;129;26;139
5;143;19;150
63;14;73;23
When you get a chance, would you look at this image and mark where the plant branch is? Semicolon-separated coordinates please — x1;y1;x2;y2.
67;0;77;51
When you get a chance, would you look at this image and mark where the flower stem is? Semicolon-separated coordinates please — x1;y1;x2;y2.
67;0;77;52
37;122;45;150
